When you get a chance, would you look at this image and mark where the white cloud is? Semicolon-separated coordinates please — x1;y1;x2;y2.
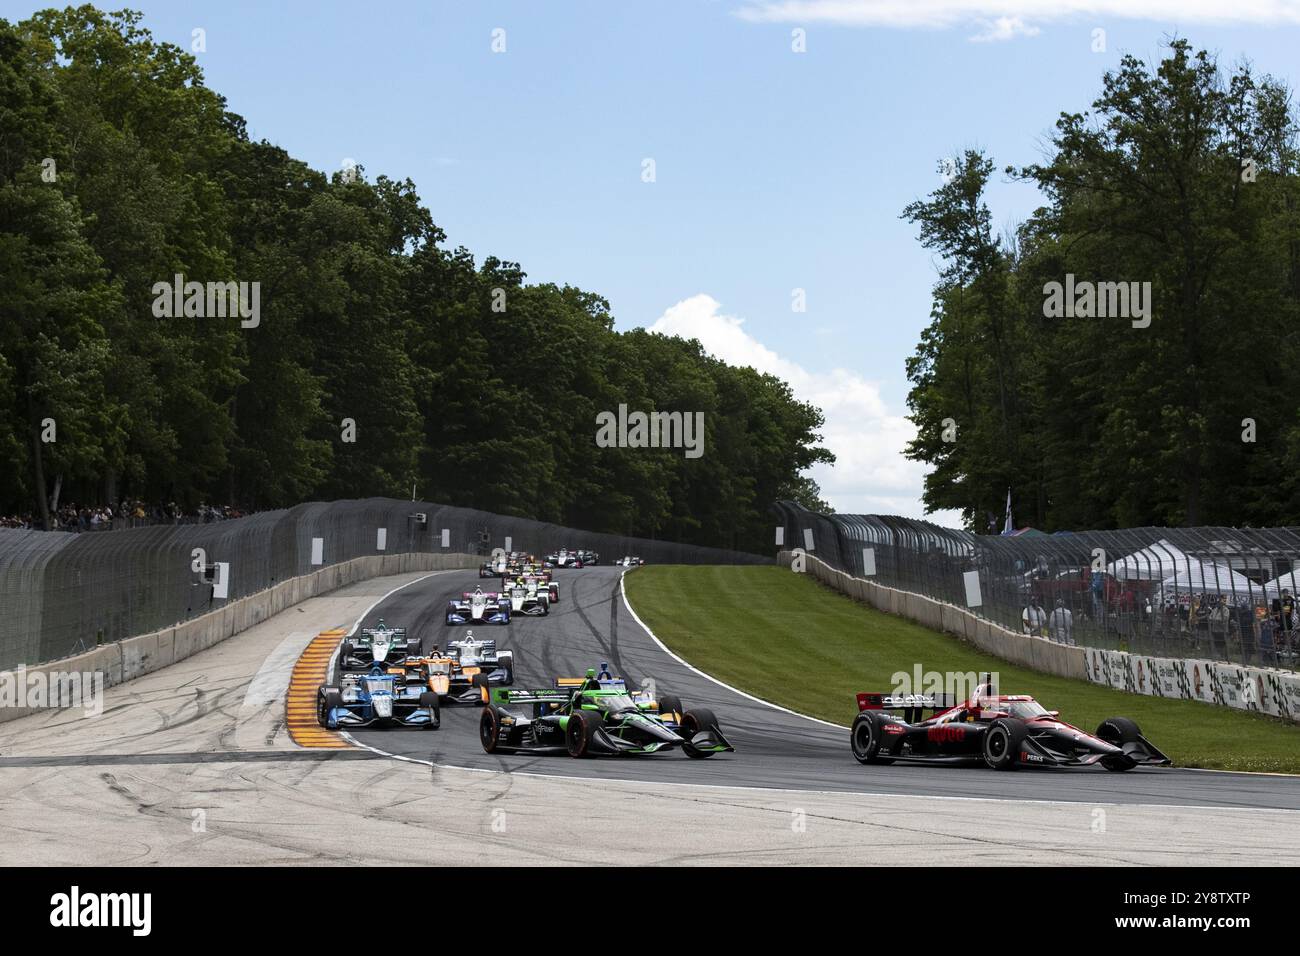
649;294;963;526
735;0;1300;36
969;15;1040;41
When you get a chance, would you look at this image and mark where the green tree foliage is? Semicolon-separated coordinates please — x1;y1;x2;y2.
904;39;1300;531
0;7;830;552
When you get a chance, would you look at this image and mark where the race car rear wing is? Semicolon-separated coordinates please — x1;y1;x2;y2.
490;687;572;713
556;676;624;690
857;692;956;721
359;627;407;640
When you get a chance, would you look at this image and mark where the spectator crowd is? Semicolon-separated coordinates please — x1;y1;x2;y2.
0;500;248;532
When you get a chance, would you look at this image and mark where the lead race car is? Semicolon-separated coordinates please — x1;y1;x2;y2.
849;676;1170;771
479;669;733;758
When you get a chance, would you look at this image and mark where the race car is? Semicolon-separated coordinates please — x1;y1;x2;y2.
504;580;550;616
316;666;440;729
478;669;733;758
849;676;1171;771
445;587;510;625
337;621;420;671
524;568;559;602
545;548;598;568
618;556;645;567
479;559;504;578
403;632;515;704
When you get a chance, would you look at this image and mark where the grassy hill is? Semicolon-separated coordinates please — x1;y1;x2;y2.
624;565;1300;773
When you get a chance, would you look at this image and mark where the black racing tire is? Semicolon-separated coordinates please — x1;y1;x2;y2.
318;688;343;728
418;691;441;730
680;708;719;758
1096;716;1142;745
566;709;601;758
658;694;685;724
479;707;502;752
850;711;895;765
982;717;1026;770
337;644;353;672
1096;717;1142;771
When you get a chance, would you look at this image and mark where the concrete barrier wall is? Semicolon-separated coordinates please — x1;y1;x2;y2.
0;552;478;724
781;550;1089;682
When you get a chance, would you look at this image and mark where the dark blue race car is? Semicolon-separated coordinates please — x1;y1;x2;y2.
317;666;440;729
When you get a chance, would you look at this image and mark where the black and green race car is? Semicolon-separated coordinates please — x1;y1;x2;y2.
478;671;734;758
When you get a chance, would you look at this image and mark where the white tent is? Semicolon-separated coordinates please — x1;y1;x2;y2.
1160;561;1255;596
1108;539;1191;581
1262;570;1300;597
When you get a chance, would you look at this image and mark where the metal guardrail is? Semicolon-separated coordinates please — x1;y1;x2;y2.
775;501;1300;672
0;497;769;671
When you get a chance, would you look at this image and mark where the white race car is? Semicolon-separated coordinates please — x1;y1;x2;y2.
505;580;551;616
445;587;510;625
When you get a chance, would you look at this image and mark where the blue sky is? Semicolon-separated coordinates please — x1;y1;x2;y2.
7;1;1300;523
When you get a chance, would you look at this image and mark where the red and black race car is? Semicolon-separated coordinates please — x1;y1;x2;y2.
849;679;1170;772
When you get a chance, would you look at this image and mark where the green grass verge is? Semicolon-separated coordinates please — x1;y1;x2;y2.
624;564;1300;774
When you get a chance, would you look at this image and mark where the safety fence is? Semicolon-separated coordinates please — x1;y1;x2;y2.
774;501;1300;673
0;498;768;670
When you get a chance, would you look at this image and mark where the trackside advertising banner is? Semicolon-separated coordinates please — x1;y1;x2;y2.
1084;648;1300;722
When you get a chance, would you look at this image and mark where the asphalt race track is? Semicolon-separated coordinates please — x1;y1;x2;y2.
350;566;1300;811
5;565;1299;865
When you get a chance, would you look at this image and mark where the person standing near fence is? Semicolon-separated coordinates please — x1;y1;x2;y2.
1272;588;1295;653
1090;569;1105;622
1047;599;1074;644
1022;599;1047;637
1207;595;1230;659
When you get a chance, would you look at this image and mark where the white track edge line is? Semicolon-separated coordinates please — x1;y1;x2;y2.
617;568;847;731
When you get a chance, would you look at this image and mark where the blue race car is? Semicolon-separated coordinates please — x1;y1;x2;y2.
316;666;440;729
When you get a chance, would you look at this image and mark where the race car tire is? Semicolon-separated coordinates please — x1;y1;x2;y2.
419;691;441;730
1096;717;1142;772
982;717;1026;770
566;709;601;758
680;708;720;758
658;694;685;724
1096;716;1142;744
850;711;894;765
317;688;343;728
479;707;502;753
498;654;515;686
337;644;353;671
